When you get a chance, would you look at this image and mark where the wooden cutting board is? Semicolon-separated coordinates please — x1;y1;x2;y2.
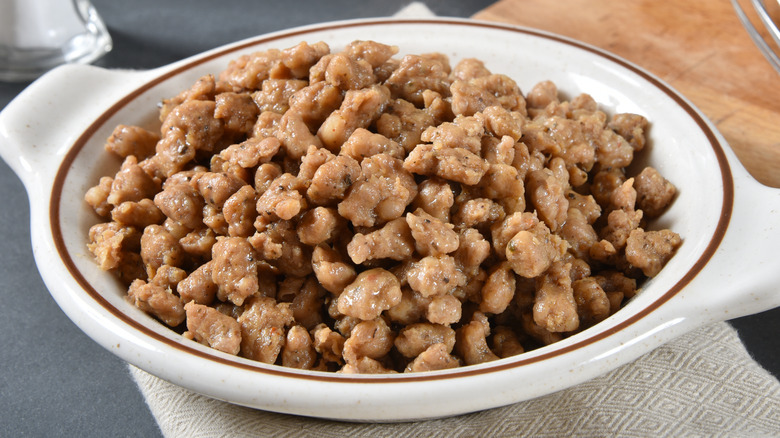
473;0;780;187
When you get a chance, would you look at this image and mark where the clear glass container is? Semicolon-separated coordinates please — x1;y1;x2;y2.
0;0;112;82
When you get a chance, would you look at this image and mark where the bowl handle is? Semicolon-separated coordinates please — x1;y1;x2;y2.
680;175;780;322
0;64;151;189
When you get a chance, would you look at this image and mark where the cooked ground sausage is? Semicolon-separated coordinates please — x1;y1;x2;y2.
109;156;161;206
491;326;525;358
237;296;294;363
211;236;258;306
86;40;681;373
533;261;578;333
625;228;682;277
338;153;417;227
184;301;242;355
153;179;204;230
111;199;165;228
127;278;185;327
572;277;611;326
140;224;184;277
480;261;516;314
634;166;676;217
346;217;414;264
406;255;467;298
341;318;395;366
455;316;500;366
281;325;319;369
178;261;218;305
394;323;456;359
406;208;459;256
337;268;402;321
505;220;568;278
105;124;160;160
404;343;461;373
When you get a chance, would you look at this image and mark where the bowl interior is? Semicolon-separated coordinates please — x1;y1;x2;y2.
53;19;729;377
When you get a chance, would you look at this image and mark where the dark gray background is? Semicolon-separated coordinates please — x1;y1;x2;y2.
1;1;777;436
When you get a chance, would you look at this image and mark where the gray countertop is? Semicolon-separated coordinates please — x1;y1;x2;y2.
1;1;777;436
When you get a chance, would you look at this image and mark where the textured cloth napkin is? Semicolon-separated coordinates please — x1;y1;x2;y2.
129;4;780;436
130;322;779;437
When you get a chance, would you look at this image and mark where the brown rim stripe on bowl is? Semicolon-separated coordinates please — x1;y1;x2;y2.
49;18;734;383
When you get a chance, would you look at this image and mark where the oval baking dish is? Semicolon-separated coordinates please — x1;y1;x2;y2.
1;18;778;421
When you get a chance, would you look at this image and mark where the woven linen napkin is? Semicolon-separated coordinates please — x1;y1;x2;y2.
130;322;779;437
128;3;780;436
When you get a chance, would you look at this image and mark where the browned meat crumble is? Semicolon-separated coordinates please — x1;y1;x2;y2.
86;40;680;373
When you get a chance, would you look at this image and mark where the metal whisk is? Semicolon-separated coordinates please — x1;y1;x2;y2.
732;0;780;74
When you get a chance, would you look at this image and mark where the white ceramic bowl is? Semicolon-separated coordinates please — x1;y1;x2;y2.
1;18;779;422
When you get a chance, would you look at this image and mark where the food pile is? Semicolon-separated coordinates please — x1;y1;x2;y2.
85;40;681;373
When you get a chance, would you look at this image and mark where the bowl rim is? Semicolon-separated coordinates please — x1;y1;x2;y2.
48;17;735;383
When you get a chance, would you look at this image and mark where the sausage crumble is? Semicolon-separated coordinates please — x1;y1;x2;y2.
86;40;681;373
